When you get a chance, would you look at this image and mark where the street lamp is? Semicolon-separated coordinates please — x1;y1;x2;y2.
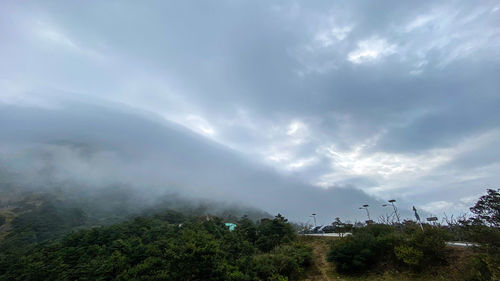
310;213;317;227
427;216;438;226
359;205;371;221
388;199;400;223
381;204;391;223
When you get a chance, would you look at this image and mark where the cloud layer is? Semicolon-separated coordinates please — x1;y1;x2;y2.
1;0;499;220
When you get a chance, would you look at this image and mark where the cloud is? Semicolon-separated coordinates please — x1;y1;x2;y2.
0;101;384;222
347;37;397;64
36;24;78;49
404;14;436;32
0;0;499;221
315;26;352;47
421;201;455;215
184;115;216;137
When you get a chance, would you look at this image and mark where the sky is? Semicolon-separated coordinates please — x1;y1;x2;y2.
1;0;500;223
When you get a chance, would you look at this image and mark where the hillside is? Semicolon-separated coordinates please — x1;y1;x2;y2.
0;184;272;246
1;187;498;280
0;201;311;281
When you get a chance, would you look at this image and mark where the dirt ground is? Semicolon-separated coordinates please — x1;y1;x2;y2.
300;236;343;281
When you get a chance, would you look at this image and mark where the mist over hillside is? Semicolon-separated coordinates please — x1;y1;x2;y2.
1;0;498;224
1;1;499;280
0;100;384;223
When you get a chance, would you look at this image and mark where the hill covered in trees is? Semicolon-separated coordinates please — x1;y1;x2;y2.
0;183;312;281
1;178;498;281
0;211;312;280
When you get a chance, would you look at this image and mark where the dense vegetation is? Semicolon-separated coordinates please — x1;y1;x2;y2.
0;209;312;281
327;223;448;274
0;198;87;250
1;184;497;280
459;189;500;281
327;188;500;281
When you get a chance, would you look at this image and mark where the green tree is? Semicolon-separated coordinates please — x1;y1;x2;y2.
256;214;295;252
469;188;500;227
461;188;500;280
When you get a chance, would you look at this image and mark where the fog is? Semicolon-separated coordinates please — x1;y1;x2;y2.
0;100;391;223
2;1;499;223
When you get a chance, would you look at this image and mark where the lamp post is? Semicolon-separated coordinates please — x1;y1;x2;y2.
382;204;391;224
427;216;438;226
388;200;400;223
359;204;371;221
310;213;317;228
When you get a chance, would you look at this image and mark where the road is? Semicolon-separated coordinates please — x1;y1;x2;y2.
300;233;351;237
446;241;478;247
301;234;478;248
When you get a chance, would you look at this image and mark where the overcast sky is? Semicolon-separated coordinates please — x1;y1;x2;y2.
1;1;500;223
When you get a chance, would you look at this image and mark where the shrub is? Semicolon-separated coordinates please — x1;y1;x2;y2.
463;255;493;281
394;245;423;267
253;243;311;280
410;227;448;267
328;224;448;275
327;232;378;274
353;223;393;237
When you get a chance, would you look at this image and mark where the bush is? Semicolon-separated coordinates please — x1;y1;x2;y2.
394;245;423;267
253;243;312;280
409;227;448;267
327;224;448;275
327;232;378;274
463;255;493;281
459;226;500;281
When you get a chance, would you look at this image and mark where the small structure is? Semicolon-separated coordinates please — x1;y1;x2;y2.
225;222;236;231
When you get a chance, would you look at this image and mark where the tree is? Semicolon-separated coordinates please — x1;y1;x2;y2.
469;188;500;228
462;189;500;281
256;214;295;252
332;217;348;237
236;216;257;244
